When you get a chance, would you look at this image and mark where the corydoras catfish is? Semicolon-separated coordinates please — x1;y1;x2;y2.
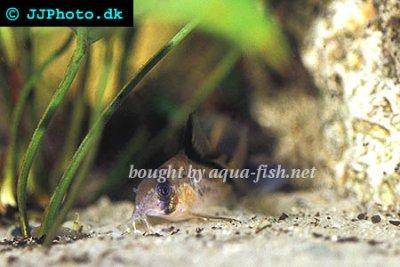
131;114;247;231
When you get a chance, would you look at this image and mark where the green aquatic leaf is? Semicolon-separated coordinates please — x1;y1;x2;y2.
135;0;290;70
70;27;118;44
0;27;18;67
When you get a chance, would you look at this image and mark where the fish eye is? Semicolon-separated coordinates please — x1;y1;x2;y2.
156;182;172;198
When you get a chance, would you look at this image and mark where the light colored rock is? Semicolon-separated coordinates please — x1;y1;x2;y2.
302;0;400;206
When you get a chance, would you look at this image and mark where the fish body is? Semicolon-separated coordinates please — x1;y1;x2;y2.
131;113;245;228
133;152;233;223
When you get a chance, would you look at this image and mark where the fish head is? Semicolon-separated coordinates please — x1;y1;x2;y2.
132;155;199;224
133;177;178;220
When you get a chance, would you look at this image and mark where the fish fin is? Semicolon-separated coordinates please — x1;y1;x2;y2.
207;116;248;170
209;116;229;151
184;113;219;162
222;126;249;196
227;127;248;169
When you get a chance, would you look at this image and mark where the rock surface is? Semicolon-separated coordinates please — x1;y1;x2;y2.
302;0;400;205
1;193;400;266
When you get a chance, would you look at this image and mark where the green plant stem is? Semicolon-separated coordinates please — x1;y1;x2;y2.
0;34;73;208
52;51;91;183
65;41;114;207
43;43;113;246
43;129;103;246
17;29;88;238
40;22;196;242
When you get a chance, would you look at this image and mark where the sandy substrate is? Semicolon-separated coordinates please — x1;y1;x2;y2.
1;191;400;266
